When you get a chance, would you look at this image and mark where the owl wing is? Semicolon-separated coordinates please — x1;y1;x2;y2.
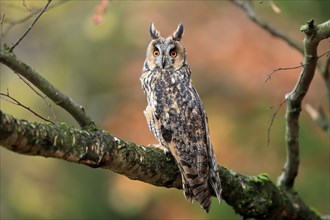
160;82;213;212
195;88;222;204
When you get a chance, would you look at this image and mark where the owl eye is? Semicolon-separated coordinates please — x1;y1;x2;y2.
153;50;160;57
170;50;177;58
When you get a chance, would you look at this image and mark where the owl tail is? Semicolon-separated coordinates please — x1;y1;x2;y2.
208;146;222;204
209;165;222;204
182;175;212;213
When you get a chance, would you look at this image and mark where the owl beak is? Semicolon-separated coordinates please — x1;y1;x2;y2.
159;55;170;69
161;56;166;69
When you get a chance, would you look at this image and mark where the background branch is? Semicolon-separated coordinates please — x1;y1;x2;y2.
321;50;330;103
0;111;321;220
0;49;94;128
9;0;52;52
0;0;67;39
305;104;329;133
231;0;304;54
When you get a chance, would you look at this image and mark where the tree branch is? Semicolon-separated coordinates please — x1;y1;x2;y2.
231;0;304;54
0;49;94;128
278;19;330;189
0;111;322;219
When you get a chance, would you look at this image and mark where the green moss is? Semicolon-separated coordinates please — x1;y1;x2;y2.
2;44;11;52
249;173;270;185
59;122;68;129
229;169;237;176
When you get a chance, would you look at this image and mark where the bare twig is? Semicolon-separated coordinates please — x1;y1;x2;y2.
0;50;95;128
9;0;52;52
231;0;304;54
0;91;54;124
265;50;330;83
266;98;287;146
22;0;33;13
265;65;304;83
1;0;67;39
15;73;57;123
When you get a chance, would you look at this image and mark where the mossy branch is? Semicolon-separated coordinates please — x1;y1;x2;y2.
0;111;321;219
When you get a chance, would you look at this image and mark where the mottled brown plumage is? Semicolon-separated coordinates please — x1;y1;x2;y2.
140;22;221;212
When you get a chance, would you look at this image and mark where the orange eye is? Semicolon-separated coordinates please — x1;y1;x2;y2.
153;50;160;57
170;50;177;58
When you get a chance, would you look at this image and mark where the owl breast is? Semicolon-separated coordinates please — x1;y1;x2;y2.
141;64;205;149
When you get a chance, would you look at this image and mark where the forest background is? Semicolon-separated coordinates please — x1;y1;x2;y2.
0;1;329;219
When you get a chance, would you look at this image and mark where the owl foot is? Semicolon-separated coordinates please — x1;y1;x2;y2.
148;144;169;154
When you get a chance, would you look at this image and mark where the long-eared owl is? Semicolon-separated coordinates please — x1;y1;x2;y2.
140;22;222;212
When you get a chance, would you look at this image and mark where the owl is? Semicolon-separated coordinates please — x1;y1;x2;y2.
140;22;222;212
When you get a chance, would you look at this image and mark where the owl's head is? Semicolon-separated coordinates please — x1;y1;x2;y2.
145;22;186;70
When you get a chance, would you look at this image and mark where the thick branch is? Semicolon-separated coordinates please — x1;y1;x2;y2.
0;111;321;220
278;19;330;189
0;49;94;128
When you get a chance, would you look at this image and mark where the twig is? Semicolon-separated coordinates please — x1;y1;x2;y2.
231;0;304;54
0;91;54;124
15;73;57;123
9;0;52;52
265;65;304;83
22;0;33;13
1;1;67;39
266;98;287;146
265;50;330;83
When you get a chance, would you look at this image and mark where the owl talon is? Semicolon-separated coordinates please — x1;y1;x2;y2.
148;144;169;154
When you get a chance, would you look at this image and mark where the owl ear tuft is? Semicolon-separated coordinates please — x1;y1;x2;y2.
150;22;160;40
171;23;184;41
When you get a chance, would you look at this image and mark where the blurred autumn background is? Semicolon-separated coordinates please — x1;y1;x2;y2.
0;1;329;219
